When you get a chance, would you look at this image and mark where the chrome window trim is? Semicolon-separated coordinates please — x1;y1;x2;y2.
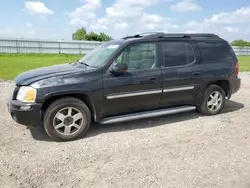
163;86;194;93
107;89;162;99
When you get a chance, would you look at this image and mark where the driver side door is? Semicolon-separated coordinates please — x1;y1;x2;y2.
102;42;162;117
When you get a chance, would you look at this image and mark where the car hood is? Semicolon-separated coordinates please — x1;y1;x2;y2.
15;63;86;86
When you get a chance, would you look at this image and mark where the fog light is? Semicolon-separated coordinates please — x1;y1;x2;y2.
20;106;31;110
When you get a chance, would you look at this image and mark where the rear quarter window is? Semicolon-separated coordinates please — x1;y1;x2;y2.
198;41;234;63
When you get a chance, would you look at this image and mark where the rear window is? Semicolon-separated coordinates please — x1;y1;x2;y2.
161;42;196;67
198;41;234;63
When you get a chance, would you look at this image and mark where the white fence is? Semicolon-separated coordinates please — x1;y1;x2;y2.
0;37;250;56
232;46;250;56
0;38;102;54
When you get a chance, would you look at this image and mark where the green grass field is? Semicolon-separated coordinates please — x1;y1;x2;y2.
0;54;249;80
237;56;250;72
0;54;82;80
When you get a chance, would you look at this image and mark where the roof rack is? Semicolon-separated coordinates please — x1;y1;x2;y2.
122;32;164;39
158;34;190;38
122;32;220;40
159;33;220;39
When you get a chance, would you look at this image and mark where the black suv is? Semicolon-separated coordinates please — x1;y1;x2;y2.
8;33;241;141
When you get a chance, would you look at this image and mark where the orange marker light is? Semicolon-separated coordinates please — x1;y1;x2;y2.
235;62;239;77
25;90;36;101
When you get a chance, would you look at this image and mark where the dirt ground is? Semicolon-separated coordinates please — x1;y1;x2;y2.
0;73;250;188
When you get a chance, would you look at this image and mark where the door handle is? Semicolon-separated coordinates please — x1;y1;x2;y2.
192;72;200;76
149;77;157;81
140;77;157;84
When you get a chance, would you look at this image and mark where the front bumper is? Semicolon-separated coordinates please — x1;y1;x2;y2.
8;100;42;127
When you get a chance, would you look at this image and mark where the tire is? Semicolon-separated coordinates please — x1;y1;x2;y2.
197;84;226;115
43;97;91;141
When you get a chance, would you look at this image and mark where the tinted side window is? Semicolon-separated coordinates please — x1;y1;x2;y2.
198;41;234;63
116;43;156;70
186;43;195;64
161;42;195;67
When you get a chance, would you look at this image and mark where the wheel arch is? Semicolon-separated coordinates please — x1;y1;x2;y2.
41;93;97;122
206;80;230;98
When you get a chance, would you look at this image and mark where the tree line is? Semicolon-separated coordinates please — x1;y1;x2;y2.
72;28;112;42
230;40;250;47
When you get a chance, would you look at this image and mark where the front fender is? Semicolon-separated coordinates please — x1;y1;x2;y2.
40;90;99;122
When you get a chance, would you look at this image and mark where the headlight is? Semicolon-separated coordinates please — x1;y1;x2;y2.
16;86;37;103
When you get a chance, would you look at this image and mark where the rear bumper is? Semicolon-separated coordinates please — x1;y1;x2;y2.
7;100;42;127
229;77;241;97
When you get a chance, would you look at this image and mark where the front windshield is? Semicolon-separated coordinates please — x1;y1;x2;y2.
79;42;121;67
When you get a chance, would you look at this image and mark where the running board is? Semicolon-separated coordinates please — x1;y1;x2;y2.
100;106;196;124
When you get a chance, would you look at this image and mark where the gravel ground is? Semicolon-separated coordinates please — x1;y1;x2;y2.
0;73;250;188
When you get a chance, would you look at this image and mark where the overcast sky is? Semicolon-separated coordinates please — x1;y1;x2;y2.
1;0;250;41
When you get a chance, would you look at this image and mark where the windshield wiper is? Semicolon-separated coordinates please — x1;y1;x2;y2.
78;61;97;68
70;60;97;68
79;62;92;67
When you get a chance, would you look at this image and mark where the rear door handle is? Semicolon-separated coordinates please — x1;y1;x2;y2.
149;77;157;81
193;72;200;76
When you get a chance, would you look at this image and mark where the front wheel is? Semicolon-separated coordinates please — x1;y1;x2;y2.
197;85;226;115
43;97;91;141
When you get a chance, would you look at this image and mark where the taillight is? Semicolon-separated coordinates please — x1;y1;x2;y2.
235;62;239;77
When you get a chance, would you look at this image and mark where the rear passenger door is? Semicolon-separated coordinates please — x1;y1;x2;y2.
159;41;203;107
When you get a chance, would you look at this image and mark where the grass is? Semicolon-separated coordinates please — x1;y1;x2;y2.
0;54;82;80
237;56;250;72
0;54;249;80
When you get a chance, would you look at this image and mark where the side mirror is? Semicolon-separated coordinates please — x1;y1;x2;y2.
110;63;128;75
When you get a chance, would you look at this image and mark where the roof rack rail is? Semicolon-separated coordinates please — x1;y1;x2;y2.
122;32;220;40
137;32;164;36
187;33;220;38
122;35;141;39
122;32;164;39
159;33;220;39
158;34;190;38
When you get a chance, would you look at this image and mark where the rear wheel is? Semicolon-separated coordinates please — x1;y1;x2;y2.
43;97;91;141
198;85;225;115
